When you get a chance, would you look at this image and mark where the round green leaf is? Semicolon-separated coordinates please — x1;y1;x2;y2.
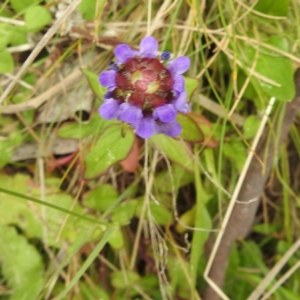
10;0;39;13
243;115;260;139
83;184;118;212
243;37;294;102
79;0;97;20
111;200;138;225
108;228;124;249
84;124;135;179
111;271;140;289
25;5;52;32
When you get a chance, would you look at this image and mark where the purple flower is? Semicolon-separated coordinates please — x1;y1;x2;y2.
98;36;191;139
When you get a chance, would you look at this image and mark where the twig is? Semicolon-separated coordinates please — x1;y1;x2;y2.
197;94;245;126
0;16;25;26
7;44;34;53
1;69;81;114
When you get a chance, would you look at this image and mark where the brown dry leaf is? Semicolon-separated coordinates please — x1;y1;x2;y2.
119;136;140;172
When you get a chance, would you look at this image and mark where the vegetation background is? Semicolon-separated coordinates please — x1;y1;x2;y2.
0;0;300;299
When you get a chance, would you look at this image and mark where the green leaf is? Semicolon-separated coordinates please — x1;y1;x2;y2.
78;0;97;20
0;24;27;50
135;199;172;225
0;174;101;246
254;0;289;16
188;112;218;147
83;184;119;212
177;113;204;143
10;0;39;13
243;115;260;139
168;256;191;298
84;124;135;179
25;5;52;32
237;70;257;99
111;200;138;225
0;49;14;73
82;68;106;100
79;282;110;300
240;241;267;271
0;28;8;51
175;205;196;233
111;271;140;289
139;274;159;291
185;77;199;99
150;134;194;172
0;225;44;300
58;114;116;139
108;227;124;249
243;37;294;102
0;130;22;167
8;26;27;46
223;139;246;172
154;164;194;194
0;139;14;167
226;243;252;300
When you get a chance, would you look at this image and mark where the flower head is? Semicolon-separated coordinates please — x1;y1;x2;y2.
98;36;191;139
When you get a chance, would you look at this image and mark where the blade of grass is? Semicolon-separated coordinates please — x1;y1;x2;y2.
161;0;184;51
0;187;108;226
190;148;212;300
53;225;117;300
280;145;292;243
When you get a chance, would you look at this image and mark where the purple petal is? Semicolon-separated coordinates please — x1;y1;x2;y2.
114;44;135;64
173;74;185;92
157;121;182;137
136;117;155;139
99;98;120;120
139;36;158;58
99;70;116;87
172;91;190;113
167;56;190;74
153;104;177;122
181;103;190;113
173;91;186;109
119;103;143;124
107;86;115;92
104;91;113;99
